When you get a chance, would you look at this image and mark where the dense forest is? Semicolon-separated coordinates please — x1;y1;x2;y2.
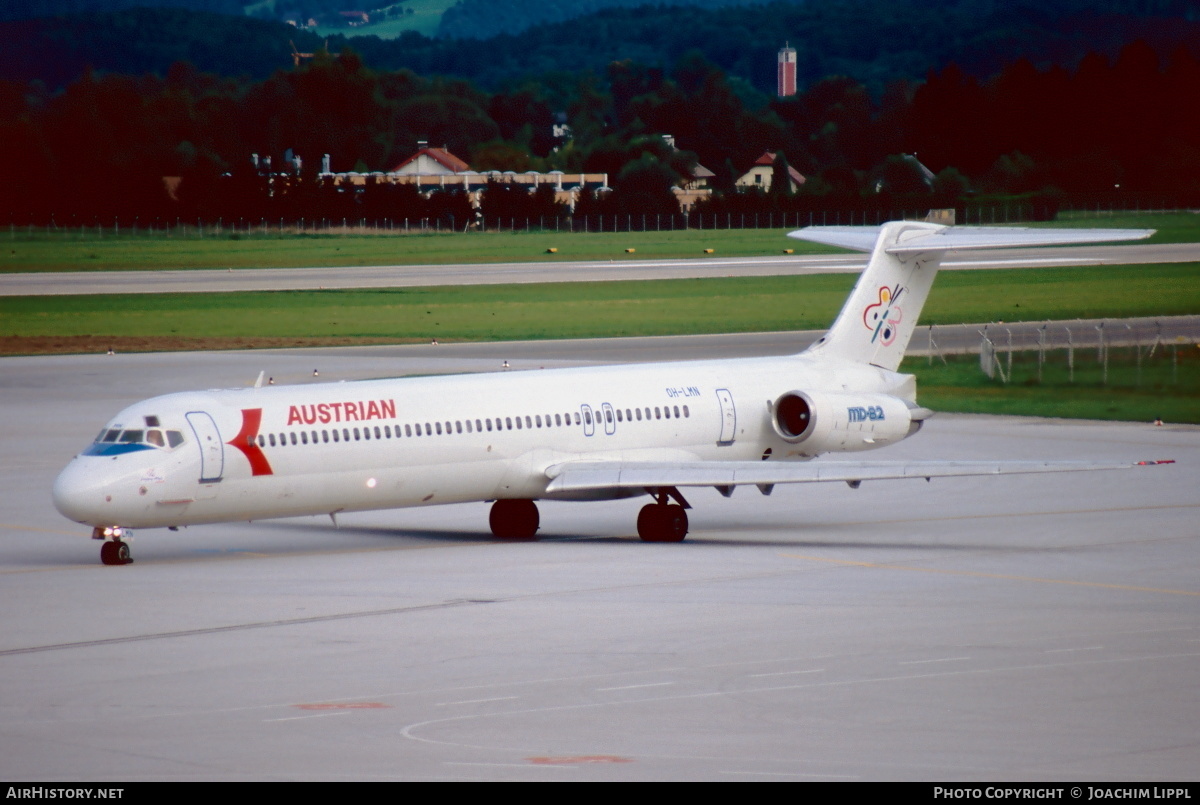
1;0;1198;227
2;35;1197;228
434;0;1198;40
436;0;762;39
0;0;243;22
5;0;1199;95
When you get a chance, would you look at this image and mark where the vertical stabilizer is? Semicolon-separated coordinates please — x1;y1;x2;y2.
800;221;946;371
787;221;1153;372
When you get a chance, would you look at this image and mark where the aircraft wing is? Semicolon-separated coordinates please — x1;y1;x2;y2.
790;225;1154;253
544;458;1172;495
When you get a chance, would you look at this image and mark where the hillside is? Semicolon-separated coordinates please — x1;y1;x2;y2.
1;0;1196;95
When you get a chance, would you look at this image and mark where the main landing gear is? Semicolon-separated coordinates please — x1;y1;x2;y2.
488;488;691;543
93;526;133;565
637;488;690;543
489;499;540;540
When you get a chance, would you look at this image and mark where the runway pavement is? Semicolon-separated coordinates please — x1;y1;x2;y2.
2;241;1196;296
1;341;1196;781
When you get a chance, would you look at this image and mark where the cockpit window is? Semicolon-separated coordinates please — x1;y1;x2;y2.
85;424;186;455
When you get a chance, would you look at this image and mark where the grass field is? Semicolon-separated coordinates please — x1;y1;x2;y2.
1051;209;1200;243
312;0;454;39
0;228;836;273
3;210;1197;273
2;264;1196;348
907;347;1200;424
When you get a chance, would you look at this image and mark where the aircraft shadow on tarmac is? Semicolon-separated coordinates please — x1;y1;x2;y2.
250;519;1074;555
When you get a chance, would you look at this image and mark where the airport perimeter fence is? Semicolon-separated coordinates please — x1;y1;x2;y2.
8;202;1196;239
920;317;1200;388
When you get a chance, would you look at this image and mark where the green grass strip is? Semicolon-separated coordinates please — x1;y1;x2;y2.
906;349;1200;424
3;210;1197;272
0;228;835;273
3;264;1196;342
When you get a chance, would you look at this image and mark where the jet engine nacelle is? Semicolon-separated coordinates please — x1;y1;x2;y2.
770;390;923;454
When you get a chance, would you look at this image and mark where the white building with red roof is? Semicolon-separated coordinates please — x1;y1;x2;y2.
391;142;472;175
735;151;806;193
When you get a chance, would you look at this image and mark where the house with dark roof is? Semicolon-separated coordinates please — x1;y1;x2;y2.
661;134;714;212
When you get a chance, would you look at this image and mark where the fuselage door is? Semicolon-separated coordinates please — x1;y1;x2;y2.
600;402;617;435
580;404;595;437
716;388;736;446
186;411;224;483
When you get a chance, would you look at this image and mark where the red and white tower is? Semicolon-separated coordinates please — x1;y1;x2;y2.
777;44;797;97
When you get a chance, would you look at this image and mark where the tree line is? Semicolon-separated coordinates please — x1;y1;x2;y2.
1;35;1198;227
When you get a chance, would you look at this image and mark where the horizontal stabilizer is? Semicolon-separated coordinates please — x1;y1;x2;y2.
544;458;1163;494
789;225;1154;253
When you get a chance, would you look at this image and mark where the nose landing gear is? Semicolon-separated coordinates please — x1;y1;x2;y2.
93;527;133;565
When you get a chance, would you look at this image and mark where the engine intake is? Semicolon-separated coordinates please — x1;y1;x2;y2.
770;390;923;453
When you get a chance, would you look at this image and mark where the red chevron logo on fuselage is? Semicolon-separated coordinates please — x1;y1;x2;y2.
228;408;273;476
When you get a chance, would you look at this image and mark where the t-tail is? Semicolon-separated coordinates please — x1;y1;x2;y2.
788;221;1154;372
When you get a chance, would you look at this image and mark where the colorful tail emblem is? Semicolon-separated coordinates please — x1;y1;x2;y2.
228;408;273;476
863;285;904;346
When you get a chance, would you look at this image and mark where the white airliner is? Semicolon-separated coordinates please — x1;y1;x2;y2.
53;221;1170;565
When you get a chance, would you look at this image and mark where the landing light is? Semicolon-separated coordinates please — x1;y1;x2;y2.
366;478;377;489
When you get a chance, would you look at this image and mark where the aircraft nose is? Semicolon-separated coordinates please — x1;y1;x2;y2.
52;459;108;525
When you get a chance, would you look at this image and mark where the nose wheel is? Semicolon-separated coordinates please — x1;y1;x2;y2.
93;527;133;565
99;539;132;565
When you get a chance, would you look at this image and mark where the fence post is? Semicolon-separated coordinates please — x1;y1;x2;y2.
1066;327;1074;382
1037;324;1046;383
1007;329;1013;380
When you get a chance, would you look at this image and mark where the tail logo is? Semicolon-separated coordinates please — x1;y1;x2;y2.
863;285;905;346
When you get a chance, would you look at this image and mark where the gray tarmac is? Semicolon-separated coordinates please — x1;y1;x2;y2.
1;341;1197;781
2;242;1196;296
